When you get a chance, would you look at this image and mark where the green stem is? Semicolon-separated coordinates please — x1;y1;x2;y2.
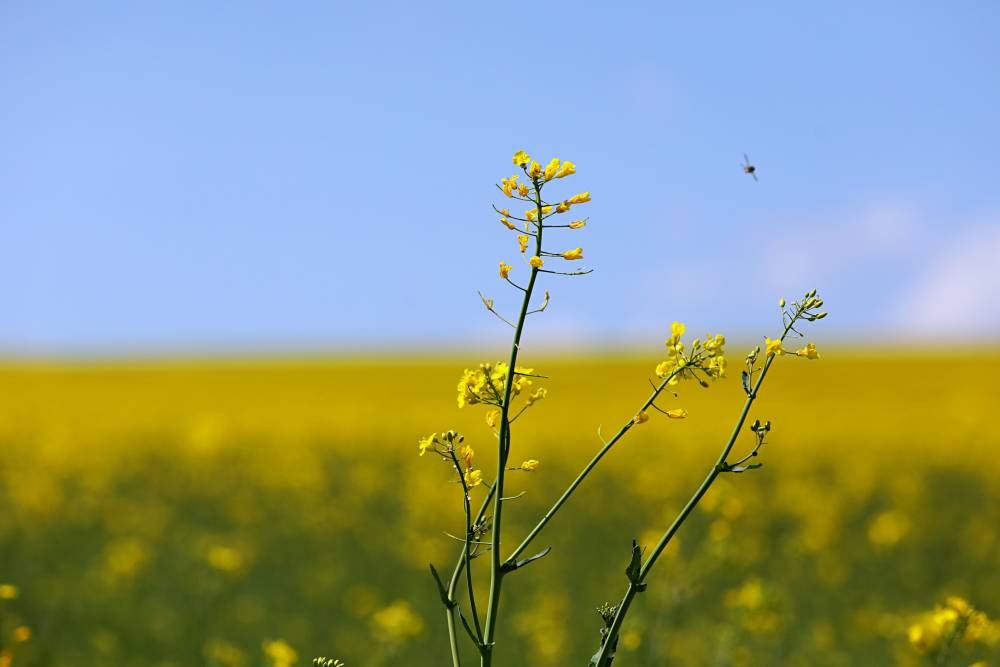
481;180;545;666
505;368;684;564
448;450;484;643
445;480;499;665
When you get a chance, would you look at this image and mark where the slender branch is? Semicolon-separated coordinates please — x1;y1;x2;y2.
447;450;484;643
505;365;685;564
444;479;498;665
537;268;593;276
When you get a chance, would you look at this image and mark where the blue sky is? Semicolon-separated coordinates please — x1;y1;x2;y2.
2;2;999;355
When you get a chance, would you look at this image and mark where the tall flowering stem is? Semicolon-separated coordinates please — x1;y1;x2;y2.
482;166;547;666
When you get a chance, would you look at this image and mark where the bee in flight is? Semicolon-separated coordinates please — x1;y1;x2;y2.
742;153;758;181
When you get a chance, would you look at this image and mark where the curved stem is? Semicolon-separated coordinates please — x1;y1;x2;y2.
505;366;684;564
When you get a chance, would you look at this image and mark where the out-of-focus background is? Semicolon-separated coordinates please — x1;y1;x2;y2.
2;3;998;666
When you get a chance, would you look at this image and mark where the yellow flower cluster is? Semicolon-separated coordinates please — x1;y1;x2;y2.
908;596;999;656
457;362;534;408
654;323;727;384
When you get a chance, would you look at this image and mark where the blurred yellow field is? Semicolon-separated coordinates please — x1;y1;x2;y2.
1;351;999;666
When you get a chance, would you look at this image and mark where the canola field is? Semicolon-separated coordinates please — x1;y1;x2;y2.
1;351;998;666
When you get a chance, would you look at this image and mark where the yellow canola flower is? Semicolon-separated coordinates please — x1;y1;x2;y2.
500;218;516;230
568;192;591;204
555;202;571;213
525;209;538;222
459;444;474;469
520;459;540;471
513;150;531;166
556;161;576;178
464;469;483;487
666;408;688;419
544;158;560;181
633;411;649;425
517;235;529;253
526;387;547;406
671;321;686;337
418;433;436;456
13;626;31;643
541;205;553;214
706;354;727;379
485;409;500;428
529;256;544;269
517;183;529;196
501;175;519;198
569;219;587;229
528;161;542;179
796;342;820;359
499;262;512;279
561;247;584;260
0;584;19;600
765;337;784;356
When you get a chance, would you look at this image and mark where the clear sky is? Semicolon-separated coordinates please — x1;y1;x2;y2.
2;2;999;355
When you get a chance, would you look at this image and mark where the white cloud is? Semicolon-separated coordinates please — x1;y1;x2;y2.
761;199;920;289
895;222;1000;338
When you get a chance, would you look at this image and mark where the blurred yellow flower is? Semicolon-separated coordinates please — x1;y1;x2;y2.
517;183;529;196
512;150;531;166
499;262;512;279
371;600;426;643
207;545;245;573
633;411;649;425
529;256;544;268
517;235;529;253
569;219;587;229
665;408;688;419
12;626;31;643
485;409;500;428
528;161;542;178
568;192;591;204
500;218;516;230
555;202;571;213
561;247;583;260
418;433;436;456
262;640;297;667
520;459;539;471
525;209;537;222
0;584;19;600
671;321;686;338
